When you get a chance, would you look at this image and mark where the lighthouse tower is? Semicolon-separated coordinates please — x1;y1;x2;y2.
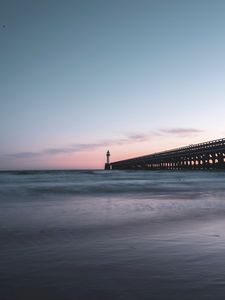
105;150;111;170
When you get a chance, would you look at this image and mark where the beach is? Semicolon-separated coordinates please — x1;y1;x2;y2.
1;170;225;299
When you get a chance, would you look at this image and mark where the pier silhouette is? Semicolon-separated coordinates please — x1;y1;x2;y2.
106;138;225;170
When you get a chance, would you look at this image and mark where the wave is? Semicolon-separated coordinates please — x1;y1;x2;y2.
1;170;225;200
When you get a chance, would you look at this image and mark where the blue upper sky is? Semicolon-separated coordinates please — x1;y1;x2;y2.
1;0;225;169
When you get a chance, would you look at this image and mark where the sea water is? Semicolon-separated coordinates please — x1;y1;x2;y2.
1;170;225;299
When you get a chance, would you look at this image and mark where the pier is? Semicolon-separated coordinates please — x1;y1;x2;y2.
106;138;225;170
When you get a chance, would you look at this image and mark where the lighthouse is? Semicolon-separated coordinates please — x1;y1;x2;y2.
105;150;111;170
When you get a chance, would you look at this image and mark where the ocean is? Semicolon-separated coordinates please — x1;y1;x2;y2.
1;170;225;299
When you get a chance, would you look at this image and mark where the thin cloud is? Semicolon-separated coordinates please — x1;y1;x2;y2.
9;133;152;159
159;128;203;136
12;152;42;158
7;128;203;159
127;133;150;142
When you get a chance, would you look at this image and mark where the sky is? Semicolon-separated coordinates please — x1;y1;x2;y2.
1;0;225;170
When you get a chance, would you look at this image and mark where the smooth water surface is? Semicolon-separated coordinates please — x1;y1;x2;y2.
1;170;225;299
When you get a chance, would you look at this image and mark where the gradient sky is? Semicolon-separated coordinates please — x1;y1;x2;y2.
1;0;225;170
